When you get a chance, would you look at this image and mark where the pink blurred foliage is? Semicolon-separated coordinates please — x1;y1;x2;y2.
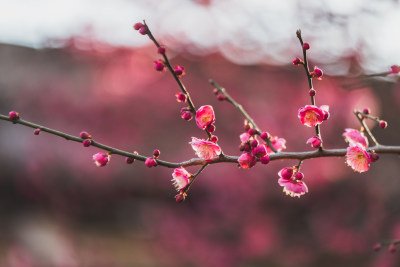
1;34;400;266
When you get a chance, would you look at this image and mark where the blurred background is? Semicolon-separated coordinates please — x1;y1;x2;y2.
0;0;400;266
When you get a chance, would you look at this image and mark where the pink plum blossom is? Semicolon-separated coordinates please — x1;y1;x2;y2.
343;128;368;148
252;145;267;158
195;105;215;130
190;137;222;160
346;145;371;173
278;178;308;198
306;136;322;148
93;152;110;167
172;167;191;191
277;167;308;198
320;105;330;120
238;153;257;169
390;65;400;74
298;105;326;127
278;167;294;180
240;132;252;143
266;136;286;153
145;158;157;168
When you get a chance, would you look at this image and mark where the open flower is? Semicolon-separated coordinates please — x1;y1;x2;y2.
298;105;326;127
346;145;371;173
93;152;110;167
190;137;222;160
277;167;308;198
172;167;191;191
343;128;368;148
266;136;286;153
238;153;257;169
195;105;215;130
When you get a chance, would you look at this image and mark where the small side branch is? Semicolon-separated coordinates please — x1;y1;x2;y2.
296;29;322;145
353;110;380;146
209;79;277;153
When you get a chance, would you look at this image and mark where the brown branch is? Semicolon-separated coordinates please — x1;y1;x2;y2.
2;115;400;169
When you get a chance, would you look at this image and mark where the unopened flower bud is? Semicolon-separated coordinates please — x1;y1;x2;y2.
213;88;219;95
206;124;216;133
362;108;370;115
217;94;226;101
379;120;387;129
154;60;165;71
250;140;259;148
9;110;20;121
93;152;110;167
33;128;41;135
181;111;193;121
312;67;323;79
248;128;258;136
292;57;304;66
260;132;269;140
83;139;92;147
369;151;379;162
175;93;187;103
80;131;92;139
244;120;251;131
145;157;157;168
175;192;186;203
153;149;160;158
174;65;185;76
252;145;267;158
244;144;251;152
210;135;218;143
280;167;293;180
309;89;316;96
390;65;400;74
125;157;135;164
133;22;144;30
295;172;304;180
260;155;270;164
138;26;148;35
303;43;310;50
157;46;166;54
306;136;322;149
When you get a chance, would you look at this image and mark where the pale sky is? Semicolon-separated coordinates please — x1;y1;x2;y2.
0;0;399;74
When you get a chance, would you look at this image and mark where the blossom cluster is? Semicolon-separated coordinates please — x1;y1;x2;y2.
237;126;286;169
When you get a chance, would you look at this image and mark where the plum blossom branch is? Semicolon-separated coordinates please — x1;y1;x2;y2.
2;115;400;169
296;29;322;144
137;21;212;139
141;21;196;115
209;79;278;153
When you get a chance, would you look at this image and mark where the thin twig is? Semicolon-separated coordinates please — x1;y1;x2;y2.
354;111;380;146
142;21;212;140
184;163;209;194
296;30;322;147
209;79;278;153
